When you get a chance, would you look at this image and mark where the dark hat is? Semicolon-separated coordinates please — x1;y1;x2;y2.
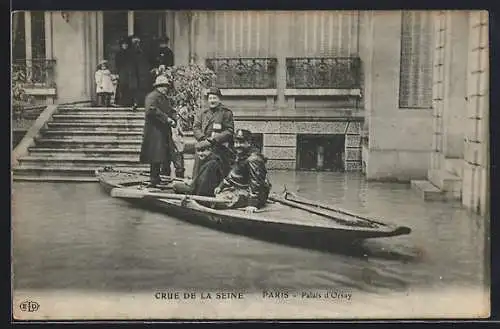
234;129;252;142
195;140;212;151
118;37;129;45
206;87;222;98
158;36;170;43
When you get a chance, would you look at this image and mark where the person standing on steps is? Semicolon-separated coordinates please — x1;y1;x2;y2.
95;60;114;107
192;87;235;180
128;35;152;111
139;75;177;187
114;37;134;107
150;36;174;79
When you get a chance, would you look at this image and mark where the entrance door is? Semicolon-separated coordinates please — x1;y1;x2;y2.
134;11;167;59
102;11;168;72
103;11;128;72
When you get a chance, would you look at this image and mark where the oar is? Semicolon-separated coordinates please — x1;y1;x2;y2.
110;187;234;205
282;192;392;227
268;194;377;228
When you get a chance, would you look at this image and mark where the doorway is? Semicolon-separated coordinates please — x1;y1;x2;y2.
296;134;345;171
102;11;169;71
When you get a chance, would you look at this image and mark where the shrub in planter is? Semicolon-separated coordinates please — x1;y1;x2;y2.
157;64;216;131
12;69;34;120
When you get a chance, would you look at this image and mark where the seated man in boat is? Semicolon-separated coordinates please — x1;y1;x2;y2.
172;140;224;197
214;129;272;213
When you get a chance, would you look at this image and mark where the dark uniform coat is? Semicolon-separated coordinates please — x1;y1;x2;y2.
216;148;272;208
192;104;235;177
139;89;176;164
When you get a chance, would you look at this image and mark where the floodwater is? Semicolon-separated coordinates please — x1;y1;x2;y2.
12;171;489;296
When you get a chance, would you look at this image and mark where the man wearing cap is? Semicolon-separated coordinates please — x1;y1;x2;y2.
139;75;177;187
214;129;272;213
192;87;235;179
172;140;224;197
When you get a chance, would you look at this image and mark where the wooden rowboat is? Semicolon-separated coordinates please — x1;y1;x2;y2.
95;167;411;251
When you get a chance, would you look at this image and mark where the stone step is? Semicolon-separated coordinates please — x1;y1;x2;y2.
51;117;145;125
58;106;143;112
18;156;145;168
410;180;447;202
52;114;145;121
28;147;142;158
27;147;196;158
428;169;462;196
47;122;145;131
13;175;100;182
444;158;463;178
55;110;144;116
34;138;143;149
40;130;144;141
13;165;150;178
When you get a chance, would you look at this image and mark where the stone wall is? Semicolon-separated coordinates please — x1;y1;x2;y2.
51;12;98;103
363;11;434;181
236;119;362;171
462;11;489;216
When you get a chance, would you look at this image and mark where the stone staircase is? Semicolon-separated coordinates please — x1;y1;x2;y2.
411;158;463;202
13;105;195;182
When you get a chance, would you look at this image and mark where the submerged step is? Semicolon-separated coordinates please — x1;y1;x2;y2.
13;176;99;182
13;165;150;178
410;180;447;202
18;156;142;167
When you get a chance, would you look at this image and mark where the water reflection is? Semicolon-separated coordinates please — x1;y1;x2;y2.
12;171;488;293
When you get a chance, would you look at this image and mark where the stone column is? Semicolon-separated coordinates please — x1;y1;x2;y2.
442;12;468;159
275;11;288;111
430;11;446;171
128;11;134;35
462;11;489;215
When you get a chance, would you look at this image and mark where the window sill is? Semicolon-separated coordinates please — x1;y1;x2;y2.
218;89;278;97
284;89;361;97
24;87;57;96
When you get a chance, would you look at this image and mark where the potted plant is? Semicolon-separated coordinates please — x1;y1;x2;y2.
12;68;34;120
158;63;216;131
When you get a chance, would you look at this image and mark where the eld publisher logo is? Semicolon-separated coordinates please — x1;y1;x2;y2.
19;300;39;312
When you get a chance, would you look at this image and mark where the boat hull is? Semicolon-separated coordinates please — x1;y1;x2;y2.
96;169;411;252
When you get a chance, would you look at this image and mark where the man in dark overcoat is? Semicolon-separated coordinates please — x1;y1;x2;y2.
192;87;235;179
114;37;134;106
139;75;177;187
128;35;153;110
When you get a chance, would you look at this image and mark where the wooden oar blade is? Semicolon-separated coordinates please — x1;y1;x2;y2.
111;187;145;199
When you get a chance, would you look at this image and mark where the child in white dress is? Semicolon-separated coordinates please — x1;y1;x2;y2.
95;60;114;107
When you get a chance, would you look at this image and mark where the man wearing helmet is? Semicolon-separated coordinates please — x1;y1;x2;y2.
139;75;177;187
214;129;272;213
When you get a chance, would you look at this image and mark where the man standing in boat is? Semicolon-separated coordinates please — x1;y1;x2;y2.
214;129;272;213
139;75;177;187
171;140;224;197
192;87;235;179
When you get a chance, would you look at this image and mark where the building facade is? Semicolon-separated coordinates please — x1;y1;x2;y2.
11;10;489;214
